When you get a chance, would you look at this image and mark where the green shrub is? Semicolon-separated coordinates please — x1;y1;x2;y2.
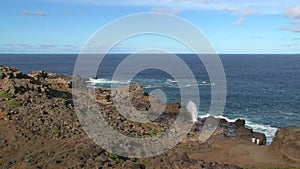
0;92;12;98
108;153;127;163
116;158;125;163
6;99;19;108
108;153;117;159
56;97;65;101
148;131;156;137
178;143;188;149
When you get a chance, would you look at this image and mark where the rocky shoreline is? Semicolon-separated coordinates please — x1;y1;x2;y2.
0;65;299;169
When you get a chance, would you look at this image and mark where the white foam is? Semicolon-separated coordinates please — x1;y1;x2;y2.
180;84;193;88
143;85;152;89
162;79;215;88
86;78;130;85
198;113;237;122
198;83;215;86
198;113;278;145
166;79;177;83
245;121;278;145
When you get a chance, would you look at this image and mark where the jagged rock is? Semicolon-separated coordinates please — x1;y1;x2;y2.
235;119;245;129
198;117;266;145
0;65;25;79
163;103;181;115
129;84;144;95
234;126;266;145
29;70;48;79
270;127;300;162
95;88;111;103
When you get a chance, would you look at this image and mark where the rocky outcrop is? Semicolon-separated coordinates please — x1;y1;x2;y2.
270;127;300;163
0;65;25;79
234;121;266;145
195;117;266;145
28;70;48;79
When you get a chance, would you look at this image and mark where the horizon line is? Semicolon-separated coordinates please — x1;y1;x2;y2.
0;53;300;55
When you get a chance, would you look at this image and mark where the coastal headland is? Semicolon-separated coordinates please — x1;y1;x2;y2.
0;65;299;169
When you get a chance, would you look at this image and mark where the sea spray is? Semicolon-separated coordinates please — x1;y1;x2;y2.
187;100;198;123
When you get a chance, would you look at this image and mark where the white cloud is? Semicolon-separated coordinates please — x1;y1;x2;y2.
223;7;258;26
63;44;78;48
284;4;300;18
232;17;244;25
292;19;300;24
40;44;59;49
21;10;48;16
2;43;33;47
292;26;300;32
76;0;211;9
281;5;300;33
250;36;262;39
0;43;80;53
150;7;181;15
55;0;299;14
240;8;259;16
220;6;237;13
281;44;298;47
279;26;300;33
291;37;300;40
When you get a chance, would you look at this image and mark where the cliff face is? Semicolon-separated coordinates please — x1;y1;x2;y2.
0;65;299;169
270;127;300;163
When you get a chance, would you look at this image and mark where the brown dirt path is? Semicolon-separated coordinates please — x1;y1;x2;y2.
189;139;300;169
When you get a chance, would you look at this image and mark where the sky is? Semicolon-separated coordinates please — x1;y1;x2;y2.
1;0;300;54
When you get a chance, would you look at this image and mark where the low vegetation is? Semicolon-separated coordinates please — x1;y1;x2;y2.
148;131;156;137
108;153;128;163
6;99;19;108
178;143;188;149
0;91;13;99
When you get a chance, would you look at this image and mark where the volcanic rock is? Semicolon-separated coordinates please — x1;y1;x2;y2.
270;127;300;163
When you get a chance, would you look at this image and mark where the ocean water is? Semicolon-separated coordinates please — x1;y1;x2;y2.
1;54;299;144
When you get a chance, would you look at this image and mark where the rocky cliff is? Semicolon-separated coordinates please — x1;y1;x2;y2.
0;65;299;169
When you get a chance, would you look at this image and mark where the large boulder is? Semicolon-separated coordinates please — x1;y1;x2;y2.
270;127;300;163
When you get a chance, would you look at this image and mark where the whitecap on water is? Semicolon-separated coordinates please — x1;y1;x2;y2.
166;79;177;83
86;78;130;85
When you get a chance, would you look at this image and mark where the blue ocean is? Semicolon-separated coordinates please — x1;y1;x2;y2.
1;54;299;144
